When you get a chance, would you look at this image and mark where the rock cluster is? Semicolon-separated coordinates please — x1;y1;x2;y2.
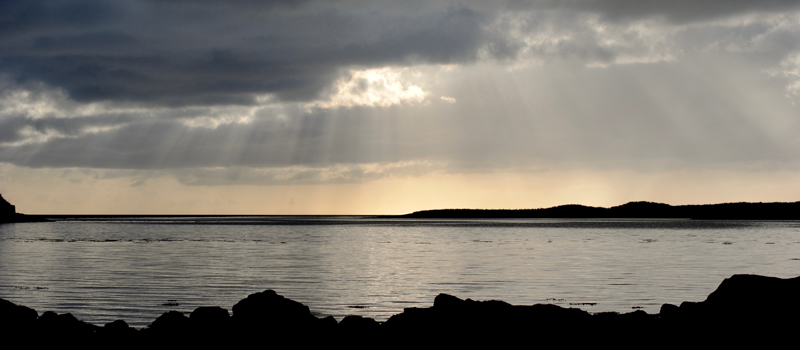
0;274;797;347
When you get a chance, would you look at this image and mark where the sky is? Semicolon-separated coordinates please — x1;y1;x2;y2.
2;0;800;214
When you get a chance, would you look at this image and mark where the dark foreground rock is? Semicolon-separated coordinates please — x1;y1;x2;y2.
1;274;798;348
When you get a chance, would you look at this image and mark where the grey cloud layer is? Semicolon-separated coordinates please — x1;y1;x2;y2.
519;0;800;23
2;0;800;182
3;1;798;106
1;1;484;105
2;60;798;173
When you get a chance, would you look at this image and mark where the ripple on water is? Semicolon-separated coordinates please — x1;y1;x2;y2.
0;218;797;327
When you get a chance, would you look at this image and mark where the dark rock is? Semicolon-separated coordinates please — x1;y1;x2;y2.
658;303;679;319
317;315;338;330
0;297;38;326
148;310;190;334
620;309;651;321
0;193;17;224
229;289;324;344
96;319;138;343
4;274;800;345
140;310;191;346
432;293;466;310
0;194;15;216
0;193;47;223
189;306;230;340
35;311;99;342
190;306;229;328
704;274;800;313
339;315;379;331
104;319;135;332
231;289;317;328
0;298;38;339
384;294;593;347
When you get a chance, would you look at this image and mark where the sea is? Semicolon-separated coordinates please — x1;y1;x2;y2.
0;217;798;328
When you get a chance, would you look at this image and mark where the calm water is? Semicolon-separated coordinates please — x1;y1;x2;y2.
1;217;799;328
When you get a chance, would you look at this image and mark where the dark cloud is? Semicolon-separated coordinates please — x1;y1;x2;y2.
31;31;138;53
3;57;799;174
2;0;800;181
3;0;797;107
512;0;800;23
0;0;123;37
0;1;485;106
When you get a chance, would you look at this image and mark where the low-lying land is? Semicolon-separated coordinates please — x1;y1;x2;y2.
1;274;797;347
402;201;800;219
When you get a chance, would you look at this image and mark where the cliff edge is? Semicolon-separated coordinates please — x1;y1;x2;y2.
0;193;46;224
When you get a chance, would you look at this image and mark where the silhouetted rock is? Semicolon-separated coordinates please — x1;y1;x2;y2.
2;274;799;346
95;319;139;345
318;315;338;330
232;290;312;322
103;319;136;333
667;274;800;323
148;310;190;333
383;293;595;346
35;311;99;344
649;274;800;346
0;194;14;215
658;303;679;317
0;297;38;337
139;310;192;346
0;194;16;223
0;193;48;223
339;315;379;331
704;274;800;311
0;297;38;324
230;289;324;343
189;306;229;329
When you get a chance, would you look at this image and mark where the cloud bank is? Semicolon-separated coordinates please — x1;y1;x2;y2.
1;0;800;199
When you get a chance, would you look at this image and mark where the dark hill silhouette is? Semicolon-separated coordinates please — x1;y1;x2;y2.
0;194;14;216
401;201;800;220
0;193;47;224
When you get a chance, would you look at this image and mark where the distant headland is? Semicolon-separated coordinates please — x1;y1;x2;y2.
400;201;800;220
0;194;47;224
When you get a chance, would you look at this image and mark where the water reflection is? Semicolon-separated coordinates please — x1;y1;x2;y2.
0;218;797;328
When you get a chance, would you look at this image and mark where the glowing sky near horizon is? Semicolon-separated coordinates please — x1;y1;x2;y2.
2;1;800;214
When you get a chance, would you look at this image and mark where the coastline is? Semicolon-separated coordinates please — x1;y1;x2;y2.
399;201;800;220
1;274;797;346
0;213;49;224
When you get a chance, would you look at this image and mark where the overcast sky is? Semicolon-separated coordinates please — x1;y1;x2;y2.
2;0;800;214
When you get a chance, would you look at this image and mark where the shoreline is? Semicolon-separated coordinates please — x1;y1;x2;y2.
2;274;798;346
400;201;800;220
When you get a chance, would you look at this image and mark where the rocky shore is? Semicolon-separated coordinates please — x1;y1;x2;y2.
1;274;798;348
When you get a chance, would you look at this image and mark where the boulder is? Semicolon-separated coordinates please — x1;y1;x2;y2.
0;297;38;325
339;315;379;332
0;298;38;338
230;289;320;339
148;310;190;334
189;306;230;329
704;274;800;312
669;274;800;323
35;311;99;341
95;319;139;344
